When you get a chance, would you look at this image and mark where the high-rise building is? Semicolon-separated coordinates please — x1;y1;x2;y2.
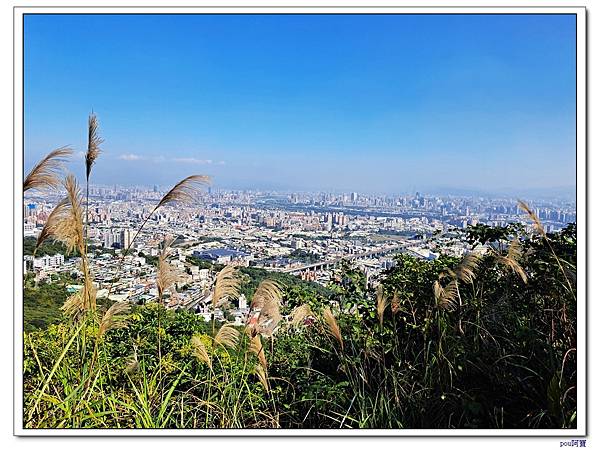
120;229;132;250
239;294;247;310
104;230;122;248
324;213;333;231
103;231;114;249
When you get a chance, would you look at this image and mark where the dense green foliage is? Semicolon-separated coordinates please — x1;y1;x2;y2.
23;236;68;257
23;274;70;332
24;236;115;258
23;225;577;429
185;255;213;270
24;273;113;332
288;248;320;263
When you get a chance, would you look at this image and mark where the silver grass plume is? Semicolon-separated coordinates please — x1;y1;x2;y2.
98;302;130;338
212;265;241;310
214;323;240;349
85;113;103;180
24;146;72;192
375;284;389;326
323;307;343;350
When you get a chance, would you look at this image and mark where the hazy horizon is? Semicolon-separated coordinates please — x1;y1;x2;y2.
23;179;576;203
24;14;576;195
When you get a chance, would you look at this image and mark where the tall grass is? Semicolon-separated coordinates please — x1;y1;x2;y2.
24;146;72;193
24;114;214;428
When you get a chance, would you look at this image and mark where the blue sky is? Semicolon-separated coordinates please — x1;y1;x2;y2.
24;14;576;195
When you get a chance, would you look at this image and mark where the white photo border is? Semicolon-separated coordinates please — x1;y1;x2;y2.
13;4;587;437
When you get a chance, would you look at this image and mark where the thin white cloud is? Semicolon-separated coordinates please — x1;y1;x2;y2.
172;157;214;165
116;153;224;165
118;153;143;161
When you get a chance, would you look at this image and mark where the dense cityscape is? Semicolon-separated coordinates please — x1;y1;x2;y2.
23;184;576;324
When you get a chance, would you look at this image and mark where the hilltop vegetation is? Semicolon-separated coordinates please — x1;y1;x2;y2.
23;224;577;429
23;274;69;332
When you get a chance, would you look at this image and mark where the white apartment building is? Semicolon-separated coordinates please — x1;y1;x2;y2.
33;253;65;269
24;223;37;237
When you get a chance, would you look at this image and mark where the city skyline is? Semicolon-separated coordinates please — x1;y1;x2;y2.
25;14;576;194
23;180;576;202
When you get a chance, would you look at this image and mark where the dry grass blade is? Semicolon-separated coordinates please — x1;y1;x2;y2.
37;175;86;256
34;198;69;255
252;280;283;336
82;266;97;313
54;175;85;255
497;255;528;284
290;304;314;327
433;281;444;305
61;292;86;320
191;335;212;368
434;280;459;310
251;279;282;310
156;175;211;210
518;200;546;237
214;324;240;349
98;302;130;337
249;334;267;370
23;146;72;192
257;305;282;337
86;113;103;180
323;307;343;350
62;284;97;319
507;236;523;261
46;174;96;312
255;364;269;392
454;253;481;285
157;238;182;300
496;237;528;283
376;285;389;326
439;267;456;281
212;265;241;309
446;281;459;308
390;292;401;314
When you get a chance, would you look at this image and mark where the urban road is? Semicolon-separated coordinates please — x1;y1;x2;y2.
279;241;417;274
